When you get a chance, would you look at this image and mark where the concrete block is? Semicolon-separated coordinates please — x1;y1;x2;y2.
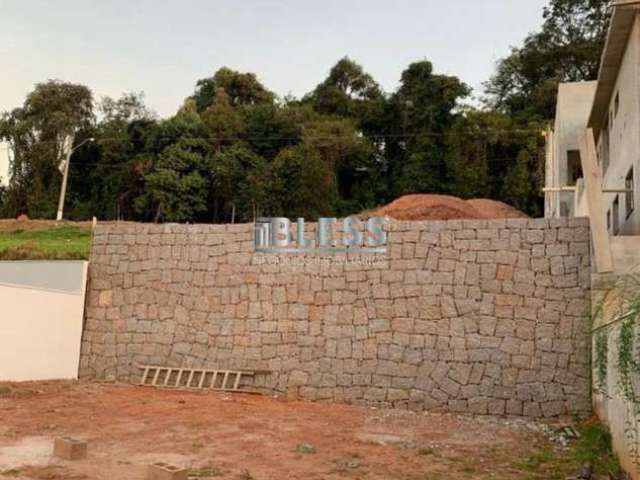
53;437;87;460
147;463;188;480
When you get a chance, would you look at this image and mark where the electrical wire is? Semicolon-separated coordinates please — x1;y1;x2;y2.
0;127;547;151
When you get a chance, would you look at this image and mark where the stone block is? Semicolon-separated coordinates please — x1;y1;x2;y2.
53;437;87;460
147;463;188;480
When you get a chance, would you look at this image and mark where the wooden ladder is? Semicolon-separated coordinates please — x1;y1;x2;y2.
139;365;255;392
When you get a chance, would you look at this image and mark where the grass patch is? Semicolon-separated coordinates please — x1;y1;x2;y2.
510;420;623;479
0;226;91;260
573;421;622;476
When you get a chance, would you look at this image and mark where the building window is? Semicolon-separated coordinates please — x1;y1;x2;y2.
615;92;620;117
607;210;611;232
613;195;620;235
626;167;635;218
567;150;583;185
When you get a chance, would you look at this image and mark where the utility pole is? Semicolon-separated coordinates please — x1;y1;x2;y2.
56;135;94;221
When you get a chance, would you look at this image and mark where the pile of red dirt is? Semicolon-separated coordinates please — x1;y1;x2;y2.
372;194;528;221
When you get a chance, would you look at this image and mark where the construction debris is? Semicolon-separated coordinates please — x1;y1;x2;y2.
147;462;188;480
53;437;87;460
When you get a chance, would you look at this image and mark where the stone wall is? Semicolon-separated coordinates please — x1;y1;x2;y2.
80;217;592;417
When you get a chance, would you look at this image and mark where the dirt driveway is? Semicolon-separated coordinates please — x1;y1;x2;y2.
0;381;597;479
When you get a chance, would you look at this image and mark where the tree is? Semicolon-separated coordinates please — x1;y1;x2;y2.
301;117;380;215
0;80;94;218
241;102;307;161
211;144;267;222
192;67;274;112
503;150;535;214
485;0;610;120
265;145;334;218
386;61;470;196
68;93;156;220
135;101;212;222
137;138;210;222
446;109;546;215
0;181;5;216
201;88;245;152
306;57;386;135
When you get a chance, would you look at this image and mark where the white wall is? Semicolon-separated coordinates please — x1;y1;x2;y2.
592;236;640;480
598;16;640;235
0;261;88;381
547;81;597;218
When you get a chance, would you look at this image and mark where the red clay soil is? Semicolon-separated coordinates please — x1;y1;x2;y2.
466;199;529;220
0;381;581;480
372;194;528;221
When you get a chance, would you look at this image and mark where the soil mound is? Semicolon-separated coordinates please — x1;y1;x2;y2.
372;194;527;221
466;198;528;219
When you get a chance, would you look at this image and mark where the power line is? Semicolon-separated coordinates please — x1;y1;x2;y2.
0;128;546;151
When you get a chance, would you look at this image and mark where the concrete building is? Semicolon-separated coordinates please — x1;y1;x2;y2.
546;2;640;236
545;81;597;218
589;2;640;235
546;4;640;477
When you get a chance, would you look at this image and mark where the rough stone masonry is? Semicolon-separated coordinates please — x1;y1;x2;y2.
80;217;592;418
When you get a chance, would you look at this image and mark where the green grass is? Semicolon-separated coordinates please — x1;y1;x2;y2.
573;422;622;475
0;226;92;260
511;420;623;479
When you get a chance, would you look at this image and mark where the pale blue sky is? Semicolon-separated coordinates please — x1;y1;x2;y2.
0;0;548;183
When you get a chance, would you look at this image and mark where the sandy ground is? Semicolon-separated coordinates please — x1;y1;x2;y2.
373;195;528;221
0;381;583;480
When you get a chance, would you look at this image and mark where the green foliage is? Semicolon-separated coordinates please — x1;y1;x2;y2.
0;0;611;222
591;275;640;467
385;60;470;197
594;331;609;394
0;183;5;215
137;137;211;222
305;57;386;135
211;144;267;222
301;117;379;215
241;102;306;160
574;422;622;476
502;150;534;214
618;318;640;402
0;80;94;218
265;144;335;218
485;0;610;121
510;421;622;478
67;93;155;221
201;88;245;151
192;67;274;112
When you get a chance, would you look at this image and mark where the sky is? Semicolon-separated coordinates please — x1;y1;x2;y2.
0;0;549;185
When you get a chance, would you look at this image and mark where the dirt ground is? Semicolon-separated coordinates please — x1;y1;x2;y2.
372;195;528;221
0;219;92;234
0;381;598;480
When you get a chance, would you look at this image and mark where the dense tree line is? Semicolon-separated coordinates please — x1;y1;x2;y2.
0;0;610;222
